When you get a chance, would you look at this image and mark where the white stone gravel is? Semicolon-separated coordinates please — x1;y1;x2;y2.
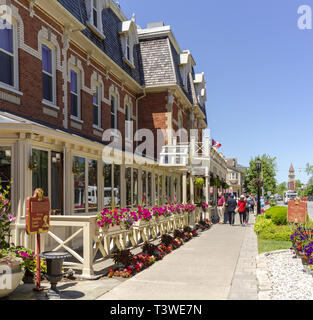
265;250;313;300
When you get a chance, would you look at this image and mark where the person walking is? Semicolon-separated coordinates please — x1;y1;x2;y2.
217;192;225;224
226;193;237;226
245;195;253;225
238;195;247;226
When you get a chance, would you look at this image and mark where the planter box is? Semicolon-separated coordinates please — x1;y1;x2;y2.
0;261;24;299
133;219;155;229
100;224;128;236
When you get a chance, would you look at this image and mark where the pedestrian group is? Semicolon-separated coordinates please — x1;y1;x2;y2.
216;192;256;226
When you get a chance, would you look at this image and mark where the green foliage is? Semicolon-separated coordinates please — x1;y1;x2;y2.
271;210;287;226
254;213;292;241
264;206;287;225
194;177;204;188
244;154;277;196
276;182;287;197
302;182;313;197
0;183;13;249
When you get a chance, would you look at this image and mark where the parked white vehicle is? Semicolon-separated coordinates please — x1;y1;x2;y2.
87;186;120;207
283;190;298;205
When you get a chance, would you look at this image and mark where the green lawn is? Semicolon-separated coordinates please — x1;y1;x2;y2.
257;238;292;254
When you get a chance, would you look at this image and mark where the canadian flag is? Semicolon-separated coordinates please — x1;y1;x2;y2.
212;139;222;149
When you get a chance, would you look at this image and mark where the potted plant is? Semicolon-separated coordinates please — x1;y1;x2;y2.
0;184;24;298
96;208;136;236
0;250;24;298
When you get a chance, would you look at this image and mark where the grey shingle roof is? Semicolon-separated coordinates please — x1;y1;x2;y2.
138;37;176;86
57;0;141;83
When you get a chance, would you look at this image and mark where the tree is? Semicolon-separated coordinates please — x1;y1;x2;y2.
305;163;313;179
244;154;277;195
276;182;287;197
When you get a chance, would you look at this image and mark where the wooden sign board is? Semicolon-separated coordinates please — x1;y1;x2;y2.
26;189;50;235
287;199;307;223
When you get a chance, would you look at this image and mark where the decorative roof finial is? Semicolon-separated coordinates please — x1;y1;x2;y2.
131;13;136;23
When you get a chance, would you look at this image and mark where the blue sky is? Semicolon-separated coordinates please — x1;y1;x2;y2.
118;0;313;184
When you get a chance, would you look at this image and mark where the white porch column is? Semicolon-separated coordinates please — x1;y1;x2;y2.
182;172;187;204
63;144;73;215
190;174;194;204
138;168;142;205
98;160;104;211
120;164;126;208
205;176;209;204
152;171;156;206
162;173;166;204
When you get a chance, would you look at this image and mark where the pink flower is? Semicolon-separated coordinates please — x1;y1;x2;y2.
7;214;16;222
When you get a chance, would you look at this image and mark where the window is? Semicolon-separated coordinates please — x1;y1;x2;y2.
142;170;146;205
92;0;98;29
230;172;238;180
88;160;98;212
86;0;105;39
32;149;48;197
93;85;101;127
110;95;117;129
0;19;14;87
133;169;138;206
114;164;121;208
125;104;132;140
51;151;63;215
70;69;80;118
73;156;85;213
126;167;132;207
42;44;54;103
103;163;112;207
126;35;130;61
0;147;12;199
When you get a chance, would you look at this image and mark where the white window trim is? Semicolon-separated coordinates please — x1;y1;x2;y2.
86;0;106;39
110;94;118;131
0;20;19;91
70;67;82;121
41;41;57;107
125;104;132;141
93;83;102;128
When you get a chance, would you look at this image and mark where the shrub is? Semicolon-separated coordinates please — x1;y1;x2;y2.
264;206;287;223
112;249;134;267
271;208;287;226
258;224;293;241
254;215;272;234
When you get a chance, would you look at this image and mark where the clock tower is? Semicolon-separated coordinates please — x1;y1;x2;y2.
288;163;296;191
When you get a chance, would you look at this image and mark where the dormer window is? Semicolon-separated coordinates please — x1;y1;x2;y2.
93;0;98;29
86;0;105;39
119;16;138;69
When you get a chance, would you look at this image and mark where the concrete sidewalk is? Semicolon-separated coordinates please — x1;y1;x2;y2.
4;213;258;300
97;214;258;300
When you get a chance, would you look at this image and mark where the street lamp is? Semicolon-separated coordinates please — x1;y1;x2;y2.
256;158;262;215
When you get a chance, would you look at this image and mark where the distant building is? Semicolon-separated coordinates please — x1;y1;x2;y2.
226;158;246;197
288;163;296;191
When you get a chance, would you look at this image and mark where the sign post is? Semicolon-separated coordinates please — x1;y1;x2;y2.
26;188;50;291
287;197;307;224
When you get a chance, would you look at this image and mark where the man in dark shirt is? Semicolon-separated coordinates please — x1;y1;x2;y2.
226;194;237;226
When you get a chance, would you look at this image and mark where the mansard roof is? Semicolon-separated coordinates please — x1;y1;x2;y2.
57;0;141;83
